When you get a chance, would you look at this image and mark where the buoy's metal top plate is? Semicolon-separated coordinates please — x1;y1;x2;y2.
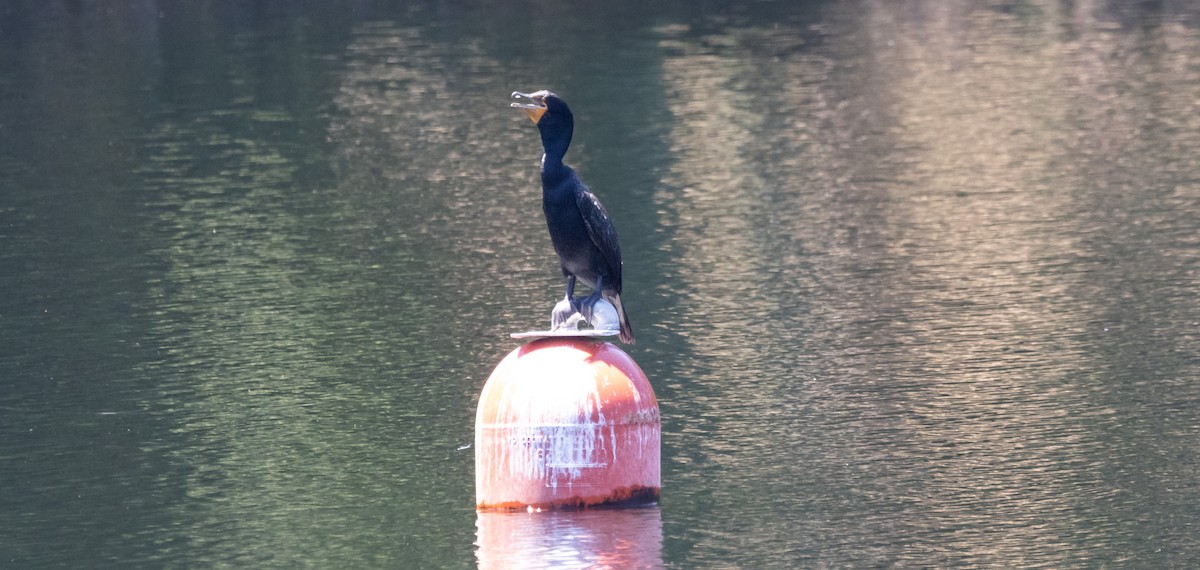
513;298;620;340
510;328;619;340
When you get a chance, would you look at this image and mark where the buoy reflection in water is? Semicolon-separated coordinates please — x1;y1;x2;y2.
475;507;663;569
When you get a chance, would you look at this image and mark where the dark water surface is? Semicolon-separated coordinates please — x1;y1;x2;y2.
3;1;1199;567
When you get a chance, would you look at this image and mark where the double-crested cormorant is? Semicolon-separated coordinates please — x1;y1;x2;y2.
511;90;634;344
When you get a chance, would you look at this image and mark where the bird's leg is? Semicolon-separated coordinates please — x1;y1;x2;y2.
578;275;604;325
564;274;577;303
551;275;579;330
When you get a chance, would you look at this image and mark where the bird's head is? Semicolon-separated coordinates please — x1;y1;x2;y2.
511;90;572;128
511;89;574;160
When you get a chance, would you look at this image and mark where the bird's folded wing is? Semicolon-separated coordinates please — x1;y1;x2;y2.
576;189;623;292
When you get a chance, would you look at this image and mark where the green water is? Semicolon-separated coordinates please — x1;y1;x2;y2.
2;1;1199;567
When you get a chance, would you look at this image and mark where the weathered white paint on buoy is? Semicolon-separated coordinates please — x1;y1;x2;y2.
475;338;660;510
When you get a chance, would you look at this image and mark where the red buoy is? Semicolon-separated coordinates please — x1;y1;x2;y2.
475;338;660;510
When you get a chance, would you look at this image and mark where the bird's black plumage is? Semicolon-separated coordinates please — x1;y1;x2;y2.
512;90;634;344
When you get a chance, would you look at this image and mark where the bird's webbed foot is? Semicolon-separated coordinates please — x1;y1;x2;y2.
551;275;583;331
551;297;581;331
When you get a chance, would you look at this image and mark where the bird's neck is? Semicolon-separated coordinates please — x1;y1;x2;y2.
538;123;572;172
541;156;574;196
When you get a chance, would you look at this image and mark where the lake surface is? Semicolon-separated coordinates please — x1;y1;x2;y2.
3;0;1199;567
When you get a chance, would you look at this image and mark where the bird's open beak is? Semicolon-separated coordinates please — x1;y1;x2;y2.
511;91;548;124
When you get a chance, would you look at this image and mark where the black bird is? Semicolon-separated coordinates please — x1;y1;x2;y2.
511;90;634;344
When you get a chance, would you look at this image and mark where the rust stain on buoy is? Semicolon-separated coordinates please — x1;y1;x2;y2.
475;338;660;510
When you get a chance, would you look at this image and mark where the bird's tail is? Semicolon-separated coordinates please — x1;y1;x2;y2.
608;293;635;345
